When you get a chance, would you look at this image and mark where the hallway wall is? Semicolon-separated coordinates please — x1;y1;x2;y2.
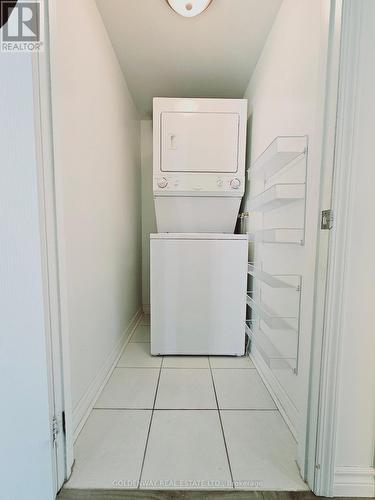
242;0;327;470
51;0;142;433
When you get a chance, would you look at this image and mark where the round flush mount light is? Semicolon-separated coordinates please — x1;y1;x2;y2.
166;0;213;18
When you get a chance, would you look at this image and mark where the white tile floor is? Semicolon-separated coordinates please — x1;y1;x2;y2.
65;315;308;491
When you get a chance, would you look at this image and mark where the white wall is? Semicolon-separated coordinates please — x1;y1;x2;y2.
141;120;156;310
51;0;142;430
243;0;327;468
0;53;55;500
331;0;375;495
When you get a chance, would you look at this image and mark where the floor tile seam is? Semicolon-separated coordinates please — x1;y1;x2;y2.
208;356;235;489
137;354;164;488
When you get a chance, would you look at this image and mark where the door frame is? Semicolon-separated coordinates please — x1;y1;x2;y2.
32;0;74;489
304;0;344;491
308;0;371;496
36;0;359;495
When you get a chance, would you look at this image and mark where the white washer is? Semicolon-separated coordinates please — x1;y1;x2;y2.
150;233;247;355
153;98;247;233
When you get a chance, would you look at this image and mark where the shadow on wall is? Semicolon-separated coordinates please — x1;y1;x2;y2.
240;113;253;213
141;120;157;310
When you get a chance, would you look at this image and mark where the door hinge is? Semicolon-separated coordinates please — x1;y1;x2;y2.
62;411;66;435
52;416;59;444
321;209;334;230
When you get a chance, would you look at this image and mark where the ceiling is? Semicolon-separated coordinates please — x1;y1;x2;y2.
95;0;282;118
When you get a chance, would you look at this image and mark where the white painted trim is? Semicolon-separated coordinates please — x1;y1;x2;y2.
46;0;75;478
313;1;366;497
72;308;142;442
32;54;63;494
250;349;298;441
333;467;375;497
305;0;344;491
31;0;73;488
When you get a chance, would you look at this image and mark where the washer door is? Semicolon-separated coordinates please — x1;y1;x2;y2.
161;112;239;173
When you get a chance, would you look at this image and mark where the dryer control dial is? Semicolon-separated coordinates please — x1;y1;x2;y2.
230;178;241;190
157;177;168;189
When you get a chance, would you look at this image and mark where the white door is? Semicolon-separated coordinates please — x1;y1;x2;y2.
161;112;240;172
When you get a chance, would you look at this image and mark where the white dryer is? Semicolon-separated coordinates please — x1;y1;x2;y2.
153;98;247;233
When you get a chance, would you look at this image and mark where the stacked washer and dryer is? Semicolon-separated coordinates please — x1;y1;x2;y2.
151;98;248;355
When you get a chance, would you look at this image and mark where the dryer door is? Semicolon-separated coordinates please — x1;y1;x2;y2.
161;112;239;173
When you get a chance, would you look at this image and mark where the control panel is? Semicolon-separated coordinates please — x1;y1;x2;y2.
153;173;243;195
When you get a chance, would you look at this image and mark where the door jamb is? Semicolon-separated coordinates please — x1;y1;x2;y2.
33;0;74;488
304;0;343;490
307;0;366;496
314;0;365;495
35;0;358;495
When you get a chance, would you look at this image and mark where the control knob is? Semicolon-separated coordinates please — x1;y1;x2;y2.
157;177;168;189
230;178;241;190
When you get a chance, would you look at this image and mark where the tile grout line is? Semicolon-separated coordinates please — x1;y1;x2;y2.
208;357;235;490
115;366;161;369
102;407;218;411
94;407;279;411
137;354;164;488
209;367;256;370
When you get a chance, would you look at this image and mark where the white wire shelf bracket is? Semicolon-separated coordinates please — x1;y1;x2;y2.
248;228;305;245
245;321;296;371
247;264;301;291
249;183;305;212
246;294;297;331
248;136;308;179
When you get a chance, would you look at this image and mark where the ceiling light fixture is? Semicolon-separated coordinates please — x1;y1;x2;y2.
166;0;213;18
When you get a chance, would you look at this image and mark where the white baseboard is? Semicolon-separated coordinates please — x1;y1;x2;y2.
333;466;375;497
143;303;150;314
72;307;142;441
250;347;298;440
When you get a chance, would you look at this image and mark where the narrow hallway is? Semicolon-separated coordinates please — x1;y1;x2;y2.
65;315;307;491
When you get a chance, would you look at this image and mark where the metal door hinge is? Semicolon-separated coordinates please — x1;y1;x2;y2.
52;416;59;444
62;411;66;435
321;209;334;230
